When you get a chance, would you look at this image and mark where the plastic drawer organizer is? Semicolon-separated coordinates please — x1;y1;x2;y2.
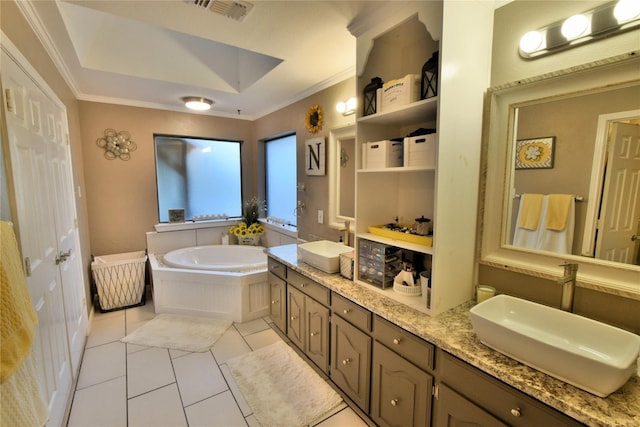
91;251;147;311
358;239;402;289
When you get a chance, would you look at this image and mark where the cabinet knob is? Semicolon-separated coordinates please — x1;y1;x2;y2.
342;358;351;365
310;332;317;337
390;399;399;406
271;300;278;305
510;408;521;417
393;338;401;345
300;283;307;287
343;309;351;315
290;316;297;321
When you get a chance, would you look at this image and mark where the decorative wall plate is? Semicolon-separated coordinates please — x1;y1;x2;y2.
515;136;555;169
305;104;323;134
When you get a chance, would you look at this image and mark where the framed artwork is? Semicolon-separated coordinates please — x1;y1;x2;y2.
515;136;555;169
305;137;325;175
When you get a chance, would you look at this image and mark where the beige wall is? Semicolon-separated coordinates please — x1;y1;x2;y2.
479;0;640;333
78;102;254;256
253;77;356;243
1;0;93;310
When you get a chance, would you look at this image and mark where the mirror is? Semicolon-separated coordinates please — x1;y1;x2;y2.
480;54;640;296
328;125;356;231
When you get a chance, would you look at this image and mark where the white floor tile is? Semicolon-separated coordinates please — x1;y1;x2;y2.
219;363;252;416
85;312;126;348
127;347;175;398
211;327;251;364
233;318;270;336
243;327;283;351
76;341;126;389
173;352;228;406
128;383;187;427
67;376;127;427
169;348;191;359
314;406;369;427
184;390;246;427
125;300;157;334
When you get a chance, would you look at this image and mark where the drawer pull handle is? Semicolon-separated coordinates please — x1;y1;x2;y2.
393;338;401;345
511;408;521;417
390;399;399;406
342;358;351;365
343;309;351;315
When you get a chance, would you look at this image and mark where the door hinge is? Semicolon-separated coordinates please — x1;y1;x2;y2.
24;257;31;277
5;88;15;112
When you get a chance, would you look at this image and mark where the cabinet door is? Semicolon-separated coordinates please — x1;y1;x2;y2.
434;383;509;427
305;298;329;374
330;315;372;412
269;273;286;332
287;286;305;350
371;341;433;427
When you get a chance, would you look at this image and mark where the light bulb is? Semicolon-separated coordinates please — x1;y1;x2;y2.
336;102;346;114
614;0;640;23
561;14;590;40
519;30;544;53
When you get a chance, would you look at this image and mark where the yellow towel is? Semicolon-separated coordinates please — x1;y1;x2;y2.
1;221;38;383
518;194;544;230
546;194;573;231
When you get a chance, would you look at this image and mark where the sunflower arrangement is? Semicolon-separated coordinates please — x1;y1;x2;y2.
229;196;266;237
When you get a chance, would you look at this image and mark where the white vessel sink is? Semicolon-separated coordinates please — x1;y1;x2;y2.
297;240;352;273
470;294;640;397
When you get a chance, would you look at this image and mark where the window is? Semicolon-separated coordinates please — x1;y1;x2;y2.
154;135;242;222
264;133;297;226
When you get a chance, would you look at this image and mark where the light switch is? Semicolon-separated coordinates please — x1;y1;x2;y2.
317;210;324;224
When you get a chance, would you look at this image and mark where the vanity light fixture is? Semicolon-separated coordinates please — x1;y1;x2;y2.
336;97;357;116
519;0;640;58
183;96;213;111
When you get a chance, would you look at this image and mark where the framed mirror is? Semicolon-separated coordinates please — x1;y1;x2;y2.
328;124;356;231
479;54;640;297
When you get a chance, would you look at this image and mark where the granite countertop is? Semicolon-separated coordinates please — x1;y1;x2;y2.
265;244;640;427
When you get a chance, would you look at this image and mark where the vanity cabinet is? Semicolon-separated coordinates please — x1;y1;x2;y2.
436;351;584;427
371;316;434;427
268;273;287;332
286;271;331;374
330;294;372;412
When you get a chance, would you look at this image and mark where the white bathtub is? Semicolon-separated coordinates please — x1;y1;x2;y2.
149;245;270;323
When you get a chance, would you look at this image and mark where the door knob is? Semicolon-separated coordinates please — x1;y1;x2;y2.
631;234;639;241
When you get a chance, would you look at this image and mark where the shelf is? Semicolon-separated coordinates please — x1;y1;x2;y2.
357;97;438;126
357;233;434;256
358;165;435;173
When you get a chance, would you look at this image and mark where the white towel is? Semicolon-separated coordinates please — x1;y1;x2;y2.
537;196;575;254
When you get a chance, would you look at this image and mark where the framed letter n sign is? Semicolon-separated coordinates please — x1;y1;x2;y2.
305;137;325;175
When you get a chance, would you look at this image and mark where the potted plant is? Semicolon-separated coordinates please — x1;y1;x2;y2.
230;197;266;245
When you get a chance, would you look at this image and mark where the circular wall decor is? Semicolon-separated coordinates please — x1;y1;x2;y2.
305;104;323;134
96;128;137;160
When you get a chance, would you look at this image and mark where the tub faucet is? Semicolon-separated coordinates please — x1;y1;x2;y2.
558;262;578;312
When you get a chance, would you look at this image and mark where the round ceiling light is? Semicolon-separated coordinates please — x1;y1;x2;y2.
183;97;213;111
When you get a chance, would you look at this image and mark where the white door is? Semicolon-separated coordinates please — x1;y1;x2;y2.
2;45;86;426
596;122;640;263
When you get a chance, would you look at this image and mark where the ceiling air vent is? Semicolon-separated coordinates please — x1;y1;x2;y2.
190;0;254;22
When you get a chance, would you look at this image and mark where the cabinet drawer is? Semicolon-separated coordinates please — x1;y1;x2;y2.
441;352;583;427
268;257;286;280
332;293;372;332
373;316;434;372
287;270;330;305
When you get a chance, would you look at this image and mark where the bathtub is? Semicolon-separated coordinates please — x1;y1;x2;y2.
149;245;270;323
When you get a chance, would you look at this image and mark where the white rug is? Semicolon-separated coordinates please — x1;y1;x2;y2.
227;341;344;427
121;314;232;352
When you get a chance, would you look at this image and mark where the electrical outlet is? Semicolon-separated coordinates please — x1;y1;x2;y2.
317;209;324;224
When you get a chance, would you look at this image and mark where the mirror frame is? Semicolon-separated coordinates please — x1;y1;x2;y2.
479;53;640;299
328;124;356;231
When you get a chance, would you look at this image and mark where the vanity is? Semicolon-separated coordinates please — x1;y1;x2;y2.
266;244;639;427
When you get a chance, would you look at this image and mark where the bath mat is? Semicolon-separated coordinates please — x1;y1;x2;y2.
227;340;345;427
121;314;231;352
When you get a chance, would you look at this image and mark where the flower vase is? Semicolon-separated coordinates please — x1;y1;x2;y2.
238;235;261;246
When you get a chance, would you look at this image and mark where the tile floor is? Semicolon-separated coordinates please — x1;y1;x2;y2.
66;297;369;427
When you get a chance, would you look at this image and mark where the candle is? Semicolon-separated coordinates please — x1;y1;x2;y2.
477;285;496;303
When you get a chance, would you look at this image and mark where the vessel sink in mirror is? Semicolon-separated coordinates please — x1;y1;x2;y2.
298;240;352;273
470;295;640;397
480;54;640;296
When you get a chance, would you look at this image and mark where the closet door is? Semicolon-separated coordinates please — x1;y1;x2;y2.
2;45;86;426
